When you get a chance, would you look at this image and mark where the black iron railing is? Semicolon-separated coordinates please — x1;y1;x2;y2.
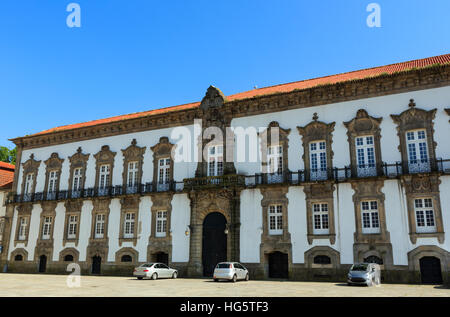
7;158;449;205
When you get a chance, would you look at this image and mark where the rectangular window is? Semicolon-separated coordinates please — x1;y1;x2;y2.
406;130;430;173
67;215;78;239
128;161;139;187
207;145;223;177
268;205;283;235
158;158;171;184
95;214;106;239
42;217;52;240
24;173;34;200
355;136;377;177
18;218;28;241
361;200;380;234
313;203;329;235
99;164;110;189
72;168;83;195
310;141;327;181
124;212;135;238
156;211;168;237
414;198;436;233
48;171;58;194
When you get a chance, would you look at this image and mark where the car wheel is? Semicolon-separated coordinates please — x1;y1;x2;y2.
347;282;352;286
245;274;249;281
214;279;219;282
137;277;143;280
151;273;158;280
232;275;237;283
172;272;178;279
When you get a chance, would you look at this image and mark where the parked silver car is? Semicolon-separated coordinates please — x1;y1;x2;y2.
213;262;249;282
347;263;381;286
133;263;178;280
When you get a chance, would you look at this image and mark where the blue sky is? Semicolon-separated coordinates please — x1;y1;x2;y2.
1;0;449;148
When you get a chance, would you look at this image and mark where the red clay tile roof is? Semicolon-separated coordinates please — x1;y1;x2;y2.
21;53;450;138
0;162;14;189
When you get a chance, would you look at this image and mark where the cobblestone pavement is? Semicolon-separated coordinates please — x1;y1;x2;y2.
0;274;448;297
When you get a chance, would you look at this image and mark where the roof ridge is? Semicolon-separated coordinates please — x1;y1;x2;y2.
227;53;450;97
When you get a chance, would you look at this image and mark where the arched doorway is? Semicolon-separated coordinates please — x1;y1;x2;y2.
38;255;47;273
92;256;102;275
202;212;227;277
420;256;443;284
268;252;288;279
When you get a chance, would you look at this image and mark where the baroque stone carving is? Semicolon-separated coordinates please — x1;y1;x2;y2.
122;139;146;191
43;153;64;195
258;122;291;177
93;145;116;190
297;114;335;181
20;154;41;197
344;109;383;177
150;137;174;185
401;174;445;244
391;99;438;172
68;147;90;194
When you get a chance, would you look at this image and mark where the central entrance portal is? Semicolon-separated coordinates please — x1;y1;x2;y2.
202;212;227;277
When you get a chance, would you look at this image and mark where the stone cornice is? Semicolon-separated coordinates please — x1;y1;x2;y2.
11;64;450;150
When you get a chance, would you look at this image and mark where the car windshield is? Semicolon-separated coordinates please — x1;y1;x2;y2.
217;263;231;269
351;264;369;271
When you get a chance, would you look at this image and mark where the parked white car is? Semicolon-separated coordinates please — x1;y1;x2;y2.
213;262;249;282
347;263;381;286
133;263;178;280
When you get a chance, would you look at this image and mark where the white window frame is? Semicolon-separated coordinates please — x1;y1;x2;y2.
355;135;376;177
313;203;329;235
95;214;106;239
207;145;223;177
124;212;135;238
310;141;327;181
42;216;52;240
72;167;83;192
127;161;139;191
99;164;111;189
24;173;34;195
414;198;436;233
268;204;283;235
156;211;168;237
48;170;58;194
18;217;28;241
67;215;78;239
361;200;380;234
406;129;430;173
158;158;171;184
267;145;283;174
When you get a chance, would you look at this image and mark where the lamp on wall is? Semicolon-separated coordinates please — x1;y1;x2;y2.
224;224;229;235
185;226;191;236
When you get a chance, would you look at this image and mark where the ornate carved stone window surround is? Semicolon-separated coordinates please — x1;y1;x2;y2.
68;147;90;198
297;113;335;181
350;180;390;244
259;121;291;183
119;196;140;246
260;187;291;244
122;139;146;194
148;192;173;263
401;174;445;243
10;248;28;262
34;202;57;262
391;99;438;173
59;248;80;263
303;182;336;244
305;246;341;269
14;204;32;247
89;199;111;243
115;247;139;265
94;146;116;195
20;154;41;200
63;200;83;246
344;109;383;178
43;153;64;200
151;137;175;191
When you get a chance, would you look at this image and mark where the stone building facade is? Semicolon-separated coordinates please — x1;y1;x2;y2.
1;54;450;284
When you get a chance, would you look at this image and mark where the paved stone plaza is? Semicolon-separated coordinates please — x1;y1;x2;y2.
0;274;448;297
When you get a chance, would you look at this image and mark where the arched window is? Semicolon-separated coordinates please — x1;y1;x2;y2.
64;254;74;262
121;255;132;263
313;255;331;265
14;254;23;261
364;255;383;265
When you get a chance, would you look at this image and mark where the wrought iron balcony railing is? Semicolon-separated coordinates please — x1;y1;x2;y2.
6;158;449;205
